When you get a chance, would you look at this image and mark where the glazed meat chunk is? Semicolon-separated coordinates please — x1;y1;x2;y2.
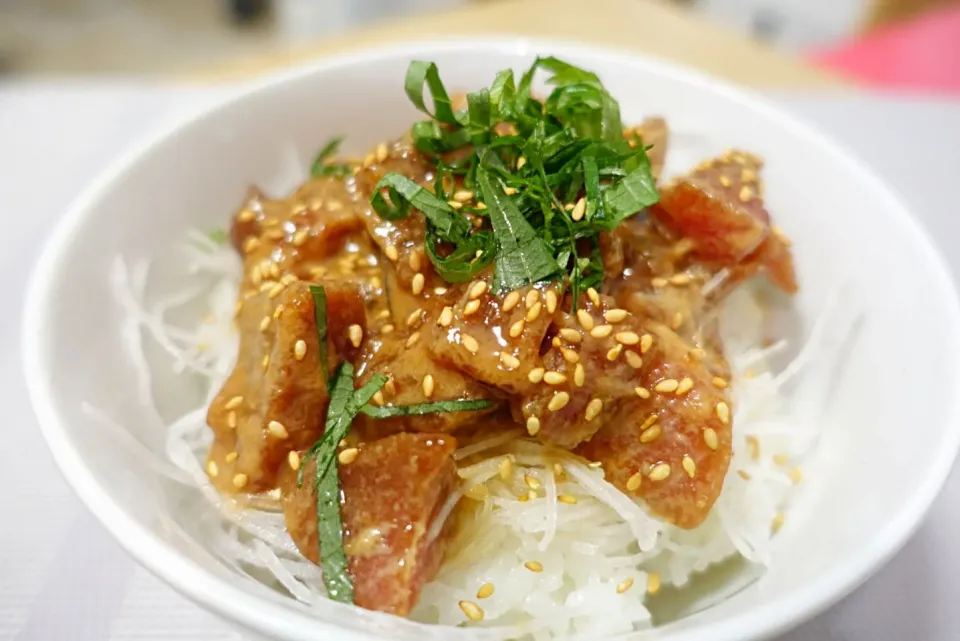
279;433;458;616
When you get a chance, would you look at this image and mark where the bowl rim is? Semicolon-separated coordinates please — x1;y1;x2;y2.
22;36;960;641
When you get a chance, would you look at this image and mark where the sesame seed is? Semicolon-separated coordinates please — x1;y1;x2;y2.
206;460;219;477
604;309;629;323
381;323;395;335
377;309;391;320
635;386;650;398
261;355;270;371
543;371;567;385
458;600;484;621
675;377;693;395
405;309;423;328
640;425;661;443
654;379;679;393
347;324;363;348
789;467;803;484
712;376;728;389
574;363;585;387
772;512;785;532
258;315;270;333
288;451;301;471
625;351;643;369
640;334;653;353
454;190;474;202
224;395;243;411
422;374;435;398
545;290;558;313
738;470;752;480
648;463;671;481
524;474;541;490
746;435;760;460
466;484;489;500
669;273;691;286
273;304;284;319
237;208;256;223
268;420;289;439
716;401;731;424
651;277;668;288
773;454;789;466
585;398;603;421
468;281;488;301
616;578;634;594
571;197;586;221
225;451;238;463
509;319;525;337
626;471;643;491
384;244;399;261
606;344;623;361
405;332;421;348
407;249;423;272
525;301;543;322
647;572;661;595
528;368;545;383
682;455;697;478
338;447;359;465
498;352;520;370
591;324;614;338
294;339;307;361
672;312;684;329
739;185;753;202
227;411;237;429
517;493;530;503
526;416;541;436
375;142;389;162
503;186;518;196
462;334;480;354
588;461;603;469
564;203;575;211
463;299;481;316
292;228;309;247
615;331;640;345
587;287;600;306
498;456;513;479
447;200;463;210
525;289;540;308
242;237;260;253
476;583;494;599
561;348;580;364
411;273;425;295
576;309;595;331
267;283;284;299
559;328;582;343
548;392;570;411
372;391;385;406
502;291;521;312
719;175;732;187
232;473;248;489
703;428;719;450
524;561;544;573
438;306;454;327
516;156;527;169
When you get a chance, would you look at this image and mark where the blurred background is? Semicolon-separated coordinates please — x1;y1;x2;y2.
0;0;957;90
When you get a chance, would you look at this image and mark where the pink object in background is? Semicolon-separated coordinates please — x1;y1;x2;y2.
809;5;960;93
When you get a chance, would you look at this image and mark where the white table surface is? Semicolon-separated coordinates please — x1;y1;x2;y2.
2;83;959;641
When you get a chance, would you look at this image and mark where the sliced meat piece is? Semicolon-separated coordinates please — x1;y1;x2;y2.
652;150;797;293
577;324;733;529
630;116;669;181
354;332;497;437
427;279;560;397
279;433;459;616
205;281;366;493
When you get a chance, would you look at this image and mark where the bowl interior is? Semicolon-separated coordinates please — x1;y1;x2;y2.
24;40;960;641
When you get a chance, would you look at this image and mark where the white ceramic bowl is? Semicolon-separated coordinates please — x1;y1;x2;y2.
23;39;960;641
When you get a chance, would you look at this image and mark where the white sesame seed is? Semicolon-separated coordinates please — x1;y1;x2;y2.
468;281;488;300
294;339;307;361
459;600;484;621
585;398;603;421
454;190;474;202
224;395;243;411
640;334;653;353
524;560;544;572
502;291;521;311
548;392;570;411
561;347;580;363
384;244;399;261
528;368;545;384
338;447;359;465
675;377;693;395
438;306;454;327
227;411;237;429
543;371;567;385
462;334;479;354
587;287;600;306
545;289;558;313
503;186;518;196
606;344;623;361
712;376;728;389
647;572;662;595
237;208;256;223
411;273;425;295
498;456;513;479
571;197;586;221
525;289;540;309
476;583;494;599
648;463;671;481
615;331;640;345
635;386;650;399
509;319;525;337
604;309;629;323
640;425;661;443
576;309;595;331
206;460;219;478
670;273;691;286
703;428;719;450
625;351;643;369
573;363;586;387
626;472;642;492
654;378;679;393
616;578;634;593
463;299;481;316
347;324;363;348
288;451;301;471
591;324;613;338
772;512;785;532
517;156;527;169
268;420;289;439
258;316;270;332
375;143;389;162
746;435;760;460
716;401;731;424
224;451;239;464
499;352;520;370
682;455;697;477
651;277;668;288
232;473;248;489
789;467;803;484
558;329;580;344
405;332;421;348
422;374;435;398
524;474;541;490
267;283;284;299
558;494;578;504
526;416;541;436
372;390;385;406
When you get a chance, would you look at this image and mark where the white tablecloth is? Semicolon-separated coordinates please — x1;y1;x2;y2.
2;83;959;640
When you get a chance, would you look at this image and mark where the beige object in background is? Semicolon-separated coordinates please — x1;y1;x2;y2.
188;0;849;87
